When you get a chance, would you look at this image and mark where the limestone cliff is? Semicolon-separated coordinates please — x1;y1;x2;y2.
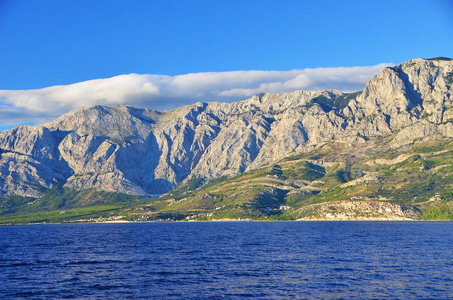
0;58;452;197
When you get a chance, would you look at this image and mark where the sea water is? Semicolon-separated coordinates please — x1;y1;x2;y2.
1;221;452;299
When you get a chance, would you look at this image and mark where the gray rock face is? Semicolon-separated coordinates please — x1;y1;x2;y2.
346;58;453;139
0;58;452;197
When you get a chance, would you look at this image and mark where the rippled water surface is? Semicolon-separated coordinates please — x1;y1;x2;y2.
1;221;453;299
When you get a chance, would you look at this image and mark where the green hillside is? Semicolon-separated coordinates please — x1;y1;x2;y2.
2;135;453;224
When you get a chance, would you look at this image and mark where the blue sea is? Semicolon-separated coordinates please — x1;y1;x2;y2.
1;221;452;299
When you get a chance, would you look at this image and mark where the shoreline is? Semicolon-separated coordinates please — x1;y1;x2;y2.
2;218;452;226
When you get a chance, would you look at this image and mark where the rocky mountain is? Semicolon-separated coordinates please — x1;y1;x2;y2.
0;58;452;202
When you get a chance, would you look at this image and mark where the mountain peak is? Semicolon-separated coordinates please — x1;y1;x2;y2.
43;104;159;141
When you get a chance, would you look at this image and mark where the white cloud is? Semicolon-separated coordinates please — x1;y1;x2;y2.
0;63;392;129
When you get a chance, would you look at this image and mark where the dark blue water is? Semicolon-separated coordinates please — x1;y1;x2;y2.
1;221;452;299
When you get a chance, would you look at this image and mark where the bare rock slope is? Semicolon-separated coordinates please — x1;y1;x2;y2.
0;58;452;197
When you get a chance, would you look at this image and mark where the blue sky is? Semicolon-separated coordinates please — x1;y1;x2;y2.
0;0;452;130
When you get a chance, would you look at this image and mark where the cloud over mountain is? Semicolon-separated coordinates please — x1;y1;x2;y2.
0;63;391;128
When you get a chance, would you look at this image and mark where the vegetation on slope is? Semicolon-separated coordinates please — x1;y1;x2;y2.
154;138;453;221
2;138;453;224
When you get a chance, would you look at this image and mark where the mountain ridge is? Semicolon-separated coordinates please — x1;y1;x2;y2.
1;58;452;198
1;57;453;222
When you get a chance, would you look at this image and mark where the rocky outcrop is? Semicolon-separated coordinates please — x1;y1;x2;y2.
345;58;453;141
0;58;452;197
296;201;421;220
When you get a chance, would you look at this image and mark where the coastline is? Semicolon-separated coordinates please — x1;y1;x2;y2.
3;218;453;226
